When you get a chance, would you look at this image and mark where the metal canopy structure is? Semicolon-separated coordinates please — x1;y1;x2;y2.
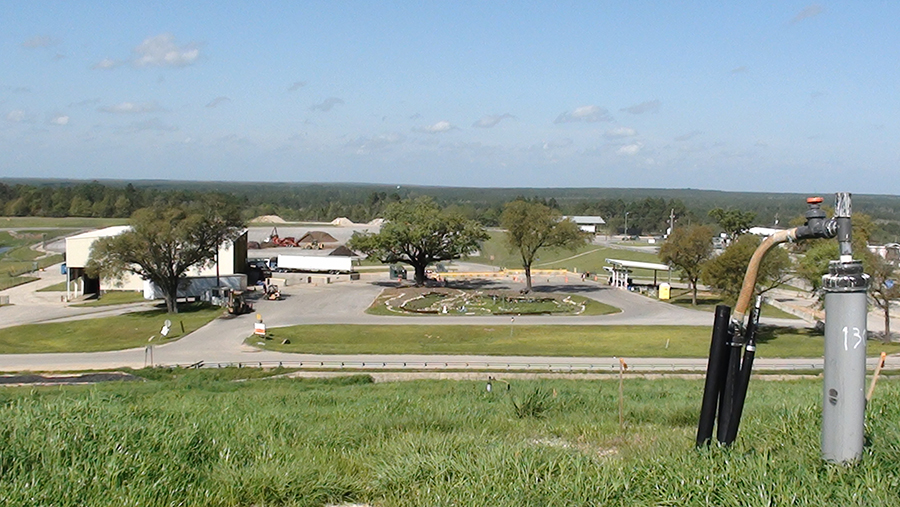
604;258;671;288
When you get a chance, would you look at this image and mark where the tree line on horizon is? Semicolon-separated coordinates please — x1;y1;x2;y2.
1;180;899;243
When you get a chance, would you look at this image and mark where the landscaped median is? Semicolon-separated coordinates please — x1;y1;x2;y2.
0;303;222;353
246;324;900;358
367;287;619;316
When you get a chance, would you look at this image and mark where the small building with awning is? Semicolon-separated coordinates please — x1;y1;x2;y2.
604;258;671;288
564;215;606;234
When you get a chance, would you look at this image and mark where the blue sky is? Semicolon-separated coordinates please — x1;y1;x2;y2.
2;2;899;193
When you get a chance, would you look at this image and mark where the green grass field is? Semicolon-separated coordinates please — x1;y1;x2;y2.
0;371;897;506
247;324;900;358
469;231;662;279
0;229;68;290
667;291;801;320
0;303;221;353
70;291;148;307
36;280;68;292
0;216;127;228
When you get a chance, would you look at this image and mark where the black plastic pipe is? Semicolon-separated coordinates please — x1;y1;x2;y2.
724;299;762;445
697;305;733;447
717;327;743;444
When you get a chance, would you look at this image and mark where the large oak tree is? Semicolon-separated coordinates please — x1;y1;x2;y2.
87;201;244;313
500;200;588;291
349;197;488;286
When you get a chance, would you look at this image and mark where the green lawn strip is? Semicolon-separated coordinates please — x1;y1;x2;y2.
1;253;64;277
37;281;68;292
248;324;900;358
1;375;898;506
0;303;221;353
469;231;661;274
667;293;802;320
0;276;39;291
577;296;620;316
69;291;148;307
0;216;127;228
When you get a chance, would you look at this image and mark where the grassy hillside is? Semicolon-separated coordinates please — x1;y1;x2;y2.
1;372;898;506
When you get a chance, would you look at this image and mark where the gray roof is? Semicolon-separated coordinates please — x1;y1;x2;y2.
565;215;606;225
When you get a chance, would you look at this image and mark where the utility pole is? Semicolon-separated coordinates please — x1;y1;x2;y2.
668;209;675;237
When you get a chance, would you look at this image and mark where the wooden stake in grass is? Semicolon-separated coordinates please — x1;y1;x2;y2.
867;352;887;402
618;357;628;432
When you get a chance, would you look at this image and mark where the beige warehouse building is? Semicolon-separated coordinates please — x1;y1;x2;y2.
64;226;248;300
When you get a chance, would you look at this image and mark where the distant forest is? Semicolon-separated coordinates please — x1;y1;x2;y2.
2;179;899;243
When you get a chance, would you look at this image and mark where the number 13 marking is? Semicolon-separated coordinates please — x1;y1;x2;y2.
842;326;864;351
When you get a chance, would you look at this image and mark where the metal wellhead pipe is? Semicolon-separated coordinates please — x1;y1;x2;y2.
731;196;837;328
731;228;798;324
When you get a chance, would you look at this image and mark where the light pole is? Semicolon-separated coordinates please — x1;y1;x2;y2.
624;212;630;238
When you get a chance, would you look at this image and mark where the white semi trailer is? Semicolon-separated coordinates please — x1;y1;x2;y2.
274;254;353;274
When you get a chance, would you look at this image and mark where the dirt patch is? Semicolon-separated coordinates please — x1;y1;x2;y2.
250;215;287;223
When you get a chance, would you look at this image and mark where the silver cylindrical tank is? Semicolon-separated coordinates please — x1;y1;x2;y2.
821;260;869;463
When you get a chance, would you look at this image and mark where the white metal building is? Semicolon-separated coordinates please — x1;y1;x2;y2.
64;226;248;300
564;216;606;234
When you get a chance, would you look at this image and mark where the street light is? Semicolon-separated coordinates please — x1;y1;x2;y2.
624;212;630;237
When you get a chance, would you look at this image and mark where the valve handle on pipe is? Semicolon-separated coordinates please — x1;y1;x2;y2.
732;193;846;329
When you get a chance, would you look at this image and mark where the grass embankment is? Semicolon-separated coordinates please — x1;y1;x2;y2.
0;216;127;228
70;291;148;307
0;303;221;353
38;283;148;308
1;372;898;506
667;291;801;320
470;231;662;278
0;229;67;290
247;324;900;358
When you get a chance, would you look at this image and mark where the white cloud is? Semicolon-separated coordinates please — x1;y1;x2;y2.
414;120;456;134
49;115;69;126
791;4;824;23
555;105;612;124
309;97;344;112
621;100;661;115
133;34;200;67
92;58;122;70
21;36;58;49
604;127;637;139
206;96;231;108
287;81;307;92
98;101;163;114
6;110;27;122
472;113;514;128
617;143;642;156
